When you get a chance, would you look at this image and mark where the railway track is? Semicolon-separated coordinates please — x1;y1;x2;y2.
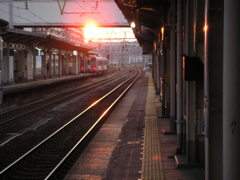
0;70;141;179
0;71;127;125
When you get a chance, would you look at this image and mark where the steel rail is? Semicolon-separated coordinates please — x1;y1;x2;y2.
0;70;140;178
45;69;141;179
0;71;126;125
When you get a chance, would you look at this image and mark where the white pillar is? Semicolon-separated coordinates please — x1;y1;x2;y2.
26;47;34;80
2;44;13;84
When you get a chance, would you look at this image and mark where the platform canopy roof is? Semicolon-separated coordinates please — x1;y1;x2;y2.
0;19;9;28
0;28;47;44
0;27;92;52
39;35;92;52
114;0;169;54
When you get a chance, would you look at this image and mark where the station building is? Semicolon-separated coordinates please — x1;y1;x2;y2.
0;19;91;86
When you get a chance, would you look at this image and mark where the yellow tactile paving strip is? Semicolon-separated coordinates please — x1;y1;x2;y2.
141;73;164;180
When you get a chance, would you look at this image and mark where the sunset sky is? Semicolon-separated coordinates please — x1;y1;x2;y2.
83;23;136;42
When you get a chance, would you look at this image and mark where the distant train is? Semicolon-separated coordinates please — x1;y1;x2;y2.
80;55;109;74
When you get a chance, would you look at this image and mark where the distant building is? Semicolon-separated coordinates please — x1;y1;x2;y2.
31;27;85;44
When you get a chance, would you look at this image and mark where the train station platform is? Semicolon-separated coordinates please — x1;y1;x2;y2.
2;73;94;94
64;72;204;180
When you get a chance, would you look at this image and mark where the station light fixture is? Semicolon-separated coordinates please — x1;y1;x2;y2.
130;22;136;28
161;27;164;41
203;24;208;32
35;47;42;56
73;50;78;56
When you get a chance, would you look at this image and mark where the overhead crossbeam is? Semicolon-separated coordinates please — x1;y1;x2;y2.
0;0;129;28
56;0;67;15
13;23;130;28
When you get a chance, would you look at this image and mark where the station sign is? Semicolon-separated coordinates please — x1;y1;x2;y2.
3;42;26;50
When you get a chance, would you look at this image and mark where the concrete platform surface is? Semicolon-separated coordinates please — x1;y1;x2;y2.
64;72;204;180
2;73;92;94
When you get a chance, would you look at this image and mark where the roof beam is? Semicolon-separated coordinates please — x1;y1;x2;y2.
13;23;130;28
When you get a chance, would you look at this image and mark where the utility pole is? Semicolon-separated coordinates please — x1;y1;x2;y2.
9;0;13;28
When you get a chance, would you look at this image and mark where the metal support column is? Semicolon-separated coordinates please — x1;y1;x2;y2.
185;0;197;163
53;54;56;75
156;49;160;95
3;44;11;83
176;0;184;153
49;51;52;78
223;0;240;179
66;52;70;75
159;47;166;113
33;48;36;80
42;49;46;78
58;51;62;77
26;47;33;80
152;49;157;89
204;0;223;179
170;0;176;129
9;1;13;28
76;54;79;74
0;37;3;104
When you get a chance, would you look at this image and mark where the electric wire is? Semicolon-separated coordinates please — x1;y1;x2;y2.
0;2;50;24
0;6;33;23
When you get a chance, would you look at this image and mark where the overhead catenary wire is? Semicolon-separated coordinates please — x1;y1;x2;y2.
0;6;33;23
0;2;50;24
74;0;107;22
0;1;115;25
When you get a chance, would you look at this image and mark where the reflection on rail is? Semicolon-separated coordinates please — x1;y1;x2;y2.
0;69;141;179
